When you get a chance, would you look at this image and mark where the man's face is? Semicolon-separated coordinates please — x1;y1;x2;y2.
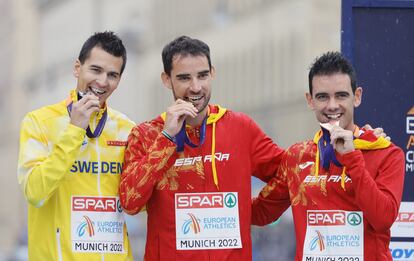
306;73;362;131
162;54;214;114
73;46;123;107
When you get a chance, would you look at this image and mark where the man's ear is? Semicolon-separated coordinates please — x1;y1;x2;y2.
73;59;81;78
305;92;314;110
354;87;363;108
210;66;216;79
161;72;172;90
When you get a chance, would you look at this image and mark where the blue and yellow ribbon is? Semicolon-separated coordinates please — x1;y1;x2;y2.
313;126;390;189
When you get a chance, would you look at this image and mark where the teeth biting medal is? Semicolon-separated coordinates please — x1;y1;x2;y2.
319;120;339;132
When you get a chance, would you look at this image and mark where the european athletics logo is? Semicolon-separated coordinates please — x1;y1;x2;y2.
309;230;325;251
77;216;95;237
182;213;201;235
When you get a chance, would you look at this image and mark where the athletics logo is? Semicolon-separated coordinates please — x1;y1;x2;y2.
309;230;325;251
77;216;95;237
224;193;237;208
182;213;201;235
347;212;362;226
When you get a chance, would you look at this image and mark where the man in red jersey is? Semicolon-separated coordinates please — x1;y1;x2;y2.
119;36;285;260
252;51;405;261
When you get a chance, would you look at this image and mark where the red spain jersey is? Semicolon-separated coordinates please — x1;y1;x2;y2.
252;130;405;261
120;104;284;260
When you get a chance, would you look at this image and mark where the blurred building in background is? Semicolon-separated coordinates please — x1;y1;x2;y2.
1;0;340;260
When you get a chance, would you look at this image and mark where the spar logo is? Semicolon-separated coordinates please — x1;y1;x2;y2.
224;193;237;208
307;211;361;226
176;193;224;209
77;216;95;237
396;212;414;222
182;213;201;235
72;196;121;213
309;230;325;251
175;193;237;209
347;212;362;226
307;211;346;226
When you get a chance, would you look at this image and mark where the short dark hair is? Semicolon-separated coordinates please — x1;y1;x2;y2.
308;51;357;95
162;36;211;76
78;31;127;74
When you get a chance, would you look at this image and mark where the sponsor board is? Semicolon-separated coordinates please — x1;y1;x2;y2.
303;210;363;261
175;192;242;250
71;196;125;253
391;202;414;238
390;241;414;261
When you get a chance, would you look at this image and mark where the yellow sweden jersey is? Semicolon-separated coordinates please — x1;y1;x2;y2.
18;90;135;260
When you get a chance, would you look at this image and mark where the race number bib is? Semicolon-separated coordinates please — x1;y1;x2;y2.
175;192;242;250
71;196;125;253
303;210;364;261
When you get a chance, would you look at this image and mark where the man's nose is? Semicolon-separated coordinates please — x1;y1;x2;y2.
327;97;339;110
189;77;202;92
96;73;108;86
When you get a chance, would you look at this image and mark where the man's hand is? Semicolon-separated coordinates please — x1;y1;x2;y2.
330;125;355;155
363;124;391;141
163;99;198;137
69;94;100;129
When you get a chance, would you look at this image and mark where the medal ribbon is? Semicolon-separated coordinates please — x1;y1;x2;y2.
318;127;342;170
67;103;108;138
175;117;207;152
314;126;391;190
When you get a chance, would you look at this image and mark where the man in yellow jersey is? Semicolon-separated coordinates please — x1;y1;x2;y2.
18;31;134;260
